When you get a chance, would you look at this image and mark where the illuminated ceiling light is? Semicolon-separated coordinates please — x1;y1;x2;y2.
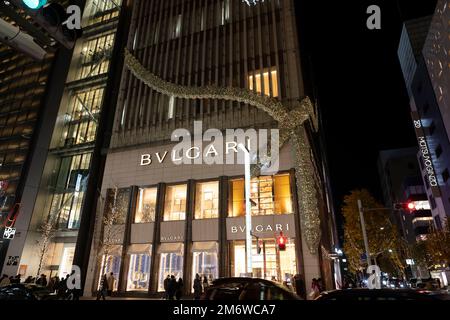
22;0;47;9
242;0;264;6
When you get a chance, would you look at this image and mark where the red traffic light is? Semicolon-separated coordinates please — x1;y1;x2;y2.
277;232;287;251
393;202;416;212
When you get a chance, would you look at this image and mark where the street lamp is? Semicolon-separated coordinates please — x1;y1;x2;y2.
239;143;253;276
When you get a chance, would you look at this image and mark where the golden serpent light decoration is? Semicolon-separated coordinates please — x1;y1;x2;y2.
124;48;321;254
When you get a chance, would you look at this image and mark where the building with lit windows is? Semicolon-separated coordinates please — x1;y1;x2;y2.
83;0;339;298
398;0;450;230
2;0;131;281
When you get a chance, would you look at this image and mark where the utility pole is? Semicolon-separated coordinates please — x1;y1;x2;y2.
357;199;372;267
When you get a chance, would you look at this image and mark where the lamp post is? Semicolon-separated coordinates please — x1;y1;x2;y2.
357;200;371;267
239;143;253;276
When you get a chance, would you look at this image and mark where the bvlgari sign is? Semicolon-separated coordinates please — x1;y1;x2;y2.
226;214;296;240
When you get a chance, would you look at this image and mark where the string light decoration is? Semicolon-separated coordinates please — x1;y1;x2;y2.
124;49;322;255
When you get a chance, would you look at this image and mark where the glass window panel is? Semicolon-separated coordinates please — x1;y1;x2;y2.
127;253;151;291
232;239;296;282
135;188;157;223
164;185;187;221
195;181;219;219
274;174;293;214
248;68;279;97
98;247;122;292
191;246;218;292
158;252;184;292
229;174;292;217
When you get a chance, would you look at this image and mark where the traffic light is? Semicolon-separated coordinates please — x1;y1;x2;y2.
393;202;416;213
8;0;82;49
277;232;287;251
22;0;47;9
257;240;262;254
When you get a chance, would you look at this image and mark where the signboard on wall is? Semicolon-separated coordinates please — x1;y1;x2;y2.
160;221;185;243
412;112;441;198
226;214;296;240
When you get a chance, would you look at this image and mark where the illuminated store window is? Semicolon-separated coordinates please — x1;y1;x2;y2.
229;174;293;217
164;185;187;221
58;244;75;279
135;188;157;223
126;244;152;291
98;245;122;292
231;239;296;282
191;242;219;292
195;181;219;219
248;69;279;97
158;243;184;292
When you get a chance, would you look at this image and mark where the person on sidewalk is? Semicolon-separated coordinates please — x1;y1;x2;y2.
107;272;116;296
193;274;203;300
175;278;184;300
96;274;108;301
163;275;170;300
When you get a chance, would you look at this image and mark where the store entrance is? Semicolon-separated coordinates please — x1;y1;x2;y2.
231;239;297;284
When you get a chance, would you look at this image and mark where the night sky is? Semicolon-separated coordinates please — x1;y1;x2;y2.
294;1;437;225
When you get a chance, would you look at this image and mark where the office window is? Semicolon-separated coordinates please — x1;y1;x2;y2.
168;96;175;120
164;185;187;221
220;0;230;25
195;181;219;219
248;68;279;97
135;188;157;223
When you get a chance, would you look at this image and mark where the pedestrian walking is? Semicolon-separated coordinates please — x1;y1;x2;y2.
309;278;320;299
24;276;34;284
96;274;108;300
193;274;203;300
203;276;209;291
163;275;170;300
107;272;116;296
36;274;47;287
168;275;177;300
175;278;183;300
294;274;305;299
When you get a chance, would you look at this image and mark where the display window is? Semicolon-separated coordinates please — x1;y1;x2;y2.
231;239;297;283
126;244;152;291
157;243;184;292
191;242;219;291
135;188;157;223
195;181;219;219
164;185;187;221
229;174;293;217
98;245;122;291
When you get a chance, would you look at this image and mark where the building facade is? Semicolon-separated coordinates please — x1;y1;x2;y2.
398;1;450;230
84;0;338;298
1;0;127;280
378;148;433;243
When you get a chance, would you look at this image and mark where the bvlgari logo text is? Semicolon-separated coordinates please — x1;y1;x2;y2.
140;121;280;174
230;223;290;234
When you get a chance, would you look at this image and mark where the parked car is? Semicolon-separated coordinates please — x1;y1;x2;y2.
201;277;302;301
315;289;450;301
0;283;57;301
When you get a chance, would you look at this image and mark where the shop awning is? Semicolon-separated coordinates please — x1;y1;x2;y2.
191;241;218;253
127;244;152;254
158;243;184;254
